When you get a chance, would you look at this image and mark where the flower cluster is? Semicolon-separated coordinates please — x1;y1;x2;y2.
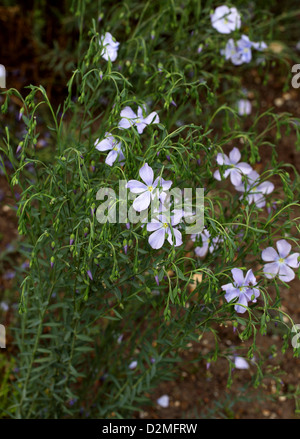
210;5;267;65
222;35;267;66
213;147;274;208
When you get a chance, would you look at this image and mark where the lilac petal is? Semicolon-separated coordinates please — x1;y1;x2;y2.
214;168;230;181
137;106;145;118
167;227;182;247
262;247;278;262
195;243;209;257
95;136;113;151
213;170;222;181
118;118;132;129
253;193;266;208
216;153;229;166
250;288;260;302
143;111;159;125
129;360;137;370
257;181;274;195
157;395;169;408
234;357;249;369
276;239;291;258
263;262;279;279
235;294;248;314
139;163;154;186
278;264;295;282
230;169;242;186
229;147;241;164
136;122;147;134
105;150;118;166
244;269;257;286
148;228;166;249
154;176;173;191
133;191;151;212
231;268;245;286
126;180;147;193
236;162;252;174
147;220;162;232
224;288;240;302
285;253;300;268
221;282;235;292
120;106;137;120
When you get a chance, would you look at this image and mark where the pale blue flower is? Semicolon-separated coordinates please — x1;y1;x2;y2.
95;133;124;166
262;239;299;282
126;163;172;212
235;170;274;207
119;106;159;133
214;147;252;186
211;6;241;34
147;213;182;249
222;268;260;314
100;32;119;62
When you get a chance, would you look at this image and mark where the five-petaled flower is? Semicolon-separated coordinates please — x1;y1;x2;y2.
147;213;182;249
118;106;159;133
126;163;172;212
262;239;299;282
237;99;252;116
100;32;119;62
235;170;274;208
192;229;223;257
211;5;241;34
95;133;124;166
214;147;252;186
222;35;267;65
221;268;260;314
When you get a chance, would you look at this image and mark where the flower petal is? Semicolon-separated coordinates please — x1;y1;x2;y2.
230;169;242;186
167;227;183;247
263;262;279;279
132;191;151;212
276;239;291;258
285;252;300;268
235;294;248;314
195;243;209;257
236;162;252;174
126;180;147;193
105;150;118;166
231;268;245;286
278;264;295;282
262;246;278;262
143;111;159;125
146;221;162;232
148;228;166;249
139;163;154;186
229;147;241;164
95;135;113;151
244;269;257;286
234;356;249;369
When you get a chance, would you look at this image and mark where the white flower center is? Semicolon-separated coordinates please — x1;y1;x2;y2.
148;185;153;192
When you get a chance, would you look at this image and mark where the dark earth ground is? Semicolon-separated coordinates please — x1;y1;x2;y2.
0;23;300;418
